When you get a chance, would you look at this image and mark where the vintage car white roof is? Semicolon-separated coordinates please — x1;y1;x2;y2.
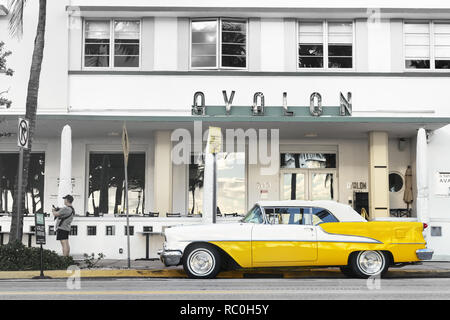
256;200;366;222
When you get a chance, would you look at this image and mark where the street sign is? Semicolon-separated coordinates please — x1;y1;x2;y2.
122;124;129;167
34;212;46;245
18;118;29;149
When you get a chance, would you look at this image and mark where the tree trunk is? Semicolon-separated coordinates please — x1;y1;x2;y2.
114;174;124;214
9;0;46;243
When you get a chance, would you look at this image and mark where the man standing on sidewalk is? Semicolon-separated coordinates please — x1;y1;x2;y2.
52;195;75;256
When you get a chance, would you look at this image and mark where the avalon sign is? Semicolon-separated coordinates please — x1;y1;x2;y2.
192;91;352;117
436;172;450;197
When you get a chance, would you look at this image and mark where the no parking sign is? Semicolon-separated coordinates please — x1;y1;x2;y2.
17;118;29;149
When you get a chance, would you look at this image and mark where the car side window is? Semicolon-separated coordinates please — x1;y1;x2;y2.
242;206;264;224
310;207;339;225
265;207;303;225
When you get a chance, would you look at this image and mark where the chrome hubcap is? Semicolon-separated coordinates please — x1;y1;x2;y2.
358;251;384;275
188;249;215;276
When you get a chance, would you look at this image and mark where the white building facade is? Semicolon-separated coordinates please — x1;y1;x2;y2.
0;0;450;260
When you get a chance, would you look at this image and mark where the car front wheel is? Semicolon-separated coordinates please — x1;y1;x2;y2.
349;250;389;279
183;243;222;279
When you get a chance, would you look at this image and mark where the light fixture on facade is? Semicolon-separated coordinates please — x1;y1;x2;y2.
304;133;318;138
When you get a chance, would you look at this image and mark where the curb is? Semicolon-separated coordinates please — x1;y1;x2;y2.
0;268;450;280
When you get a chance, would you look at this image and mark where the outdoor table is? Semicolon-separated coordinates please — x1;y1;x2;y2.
137;231;163;260
0;231;10;246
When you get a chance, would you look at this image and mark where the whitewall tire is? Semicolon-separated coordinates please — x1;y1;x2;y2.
349;250;390;278
183;243;222;279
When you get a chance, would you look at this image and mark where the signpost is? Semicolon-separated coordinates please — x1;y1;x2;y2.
122;124;131;269
32;212;51;279
208;127;222;224
16;118;29;240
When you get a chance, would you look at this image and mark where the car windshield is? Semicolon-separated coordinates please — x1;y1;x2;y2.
241;205;264;224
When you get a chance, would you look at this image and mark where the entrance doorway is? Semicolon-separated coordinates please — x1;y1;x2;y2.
279;152;337;201
280;169;336;201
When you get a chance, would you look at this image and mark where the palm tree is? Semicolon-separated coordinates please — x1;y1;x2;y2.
8;0;47;243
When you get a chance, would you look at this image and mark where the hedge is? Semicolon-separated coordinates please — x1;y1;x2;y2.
0;241;75;271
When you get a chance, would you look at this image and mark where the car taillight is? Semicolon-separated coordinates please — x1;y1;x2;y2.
423;223;428;230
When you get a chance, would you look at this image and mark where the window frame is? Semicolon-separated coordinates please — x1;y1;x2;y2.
106;225;115;236
0;151;46;214
82;18;142;70
87;226;97;236
85;150;147;215
124;225;134;236
189;17;249;70
403;20;450;72
187;150;247;216
307;207;339;225
296;20;355;72
70;225;78;236
263;207;306;225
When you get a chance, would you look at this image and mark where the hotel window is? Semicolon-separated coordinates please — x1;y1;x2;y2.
106;226;115;236
87;153;145;215
0;153;45;214
190;18;247;69
84;19;140;68
70;226;78;236
124;226;134;236
298;21;353;69
87;226;97;236
189;152;246;215
404;21;450;70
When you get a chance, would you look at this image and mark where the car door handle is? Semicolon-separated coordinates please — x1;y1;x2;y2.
305;227;315;232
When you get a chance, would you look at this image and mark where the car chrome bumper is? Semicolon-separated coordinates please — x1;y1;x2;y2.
416;248;434;260
157;249;183;267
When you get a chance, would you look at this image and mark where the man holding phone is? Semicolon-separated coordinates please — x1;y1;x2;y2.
52;195;75;256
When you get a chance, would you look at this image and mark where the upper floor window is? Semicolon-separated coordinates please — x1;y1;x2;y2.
404;21;450;70
298;21;353;69
190;18;247;69
84;19;140;68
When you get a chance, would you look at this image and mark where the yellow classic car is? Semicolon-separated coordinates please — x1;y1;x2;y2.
158;200;433;279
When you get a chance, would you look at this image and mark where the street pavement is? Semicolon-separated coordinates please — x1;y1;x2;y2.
0;277;450;300
85;258;450;272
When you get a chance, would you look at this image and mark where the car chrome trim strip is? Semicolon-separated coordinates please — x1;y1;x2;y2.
318;227;383;244
180;239;382;244
390;243;426;245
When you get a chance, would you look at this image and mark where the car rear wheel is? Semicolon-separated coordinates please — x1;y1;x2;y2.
183;243;222;279
349;250;389;279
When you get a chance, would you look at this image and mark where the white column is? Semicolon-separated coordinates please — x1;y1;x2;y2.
202;152;215;224
57;125;72;207
154;131;173;217
368;131;390;219
416;128;429;225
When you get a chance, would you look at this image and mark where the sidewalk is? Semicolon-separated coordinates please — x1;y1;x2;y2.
0;259;449;280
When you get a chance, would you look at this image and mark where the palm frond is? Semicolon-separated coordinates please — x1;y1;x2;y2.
8;0;26;39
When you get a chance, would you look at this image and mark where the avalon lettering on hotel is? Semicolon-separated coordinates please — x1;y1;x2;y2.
192;91;352;117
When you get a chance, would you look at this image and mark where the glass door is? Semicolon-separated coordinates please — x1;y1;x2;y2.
281;170;308;200
280;169;336;201
309;170;336;200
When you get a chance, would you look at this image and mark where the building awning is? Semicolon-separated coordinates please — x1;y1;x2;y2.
1;112;449;140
